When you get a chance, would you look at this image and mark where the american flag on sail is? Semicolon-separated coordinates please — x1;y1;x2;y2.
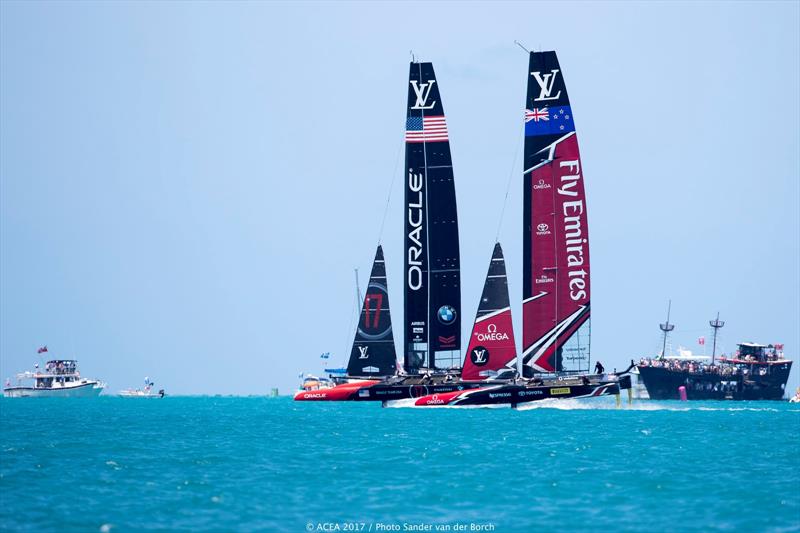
406;115;448;143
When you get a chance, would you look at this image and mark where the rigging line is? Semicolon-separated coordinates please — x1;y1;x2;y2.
494;120;525;243
342;278;360;368
376;130;404;246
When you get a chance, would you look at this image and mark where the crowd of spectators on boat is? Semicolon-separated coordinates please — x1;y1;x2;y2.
42;360;77;375
638;357;773;377
638;358;742;376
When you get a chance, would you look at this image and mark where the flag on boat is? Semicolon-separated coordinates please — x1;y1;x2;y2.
405;116;448;143
525;105;575;137
698;337;705;346
525;107;549;122
775;343;784;351
37;346;47;354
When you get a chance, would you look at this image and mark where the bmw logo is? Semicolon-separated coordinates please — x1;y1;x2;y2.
437;305;457;325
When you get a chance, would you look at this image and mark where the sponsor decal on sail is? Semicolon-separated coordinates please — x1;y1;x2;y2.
475;323;510;343
407;169;424;291
438;335;456;347
558;159;588;301
409;80;436;109
531;69;562;101
470;346;489;366
437;305;457;325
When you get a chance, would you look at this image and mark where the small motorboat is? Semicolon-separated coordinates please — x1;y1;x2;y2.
118;377;164;398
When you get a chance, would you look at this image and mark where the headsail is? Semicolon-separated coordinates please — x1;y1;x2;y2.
461;243;517;381
404;61;461;372
522;51;591;373
347;245;397;377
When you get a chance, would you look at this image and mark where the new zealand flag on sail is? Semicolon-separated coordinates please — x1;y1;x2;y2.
524;105;575;137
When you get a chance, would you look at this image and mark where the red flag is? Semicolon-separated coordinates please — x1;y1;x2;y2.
775;343;784;351
698;337;705;346
37;346;48;354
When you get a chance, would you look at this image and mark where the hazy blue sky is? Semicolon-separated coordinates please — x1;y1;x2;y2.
2;1;798;395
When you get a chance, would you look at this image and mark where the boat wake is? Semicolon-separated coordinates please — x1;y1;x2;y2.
517;400;796;412
382;398;509;409
383;397;798;412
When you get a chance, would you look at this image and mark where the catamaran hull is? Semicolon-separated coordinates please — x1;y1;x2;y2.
413;382;621;407
3;382;104;398
352;382;484;401
293;380;380;401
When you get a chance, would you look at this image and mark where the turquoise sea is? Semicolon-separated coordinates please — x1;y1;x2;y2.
1;397;798;532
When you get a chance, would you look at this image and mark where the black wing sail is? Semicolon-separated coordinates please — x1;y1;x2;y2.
404;61;461;372
347;245;397;377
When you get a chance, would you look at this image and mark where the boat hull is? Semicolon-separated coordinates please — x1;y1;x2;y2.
353;382;483;402
293;380;379;401
636;363;792;401
413;381;621;407
3;382;104;398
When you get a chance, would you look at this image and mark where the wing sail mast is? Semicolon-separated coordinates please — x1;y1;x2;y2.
522;51;591;374
404;61;462;372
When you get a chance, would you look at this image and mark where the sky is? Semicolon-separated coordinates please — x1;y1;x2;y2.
1;1;798;395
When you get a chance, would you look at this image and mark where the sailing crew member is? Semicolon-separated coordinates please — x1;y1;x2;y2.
594;361;605;374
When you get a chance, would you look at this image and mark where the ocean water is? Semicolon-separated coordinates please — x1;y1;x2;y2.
1;397;798;533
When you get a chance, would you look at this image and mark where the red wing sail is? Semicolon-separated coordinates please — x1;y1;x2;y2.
522;51;591;373
462;243;517;380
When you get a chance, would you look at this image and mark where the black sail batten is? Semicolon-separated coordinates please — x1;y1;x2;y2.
347;245;397;377
476;243;511;319
404;61;461;372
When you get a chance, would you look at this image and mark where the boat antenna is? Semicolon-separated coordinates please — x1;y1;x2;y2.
659;300;675;358
709;312;725;365
514;40;530;54
410;50;416;63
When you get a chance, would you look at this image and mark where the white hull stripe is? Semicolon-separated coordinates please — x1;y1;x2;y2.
522;291;548;305
475;306;511;323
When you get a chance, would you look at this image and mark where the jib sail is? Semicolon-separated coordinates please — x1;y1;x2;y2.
522;51;591;373
461;243;517;381
347;245;397;377
404;61;461;372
